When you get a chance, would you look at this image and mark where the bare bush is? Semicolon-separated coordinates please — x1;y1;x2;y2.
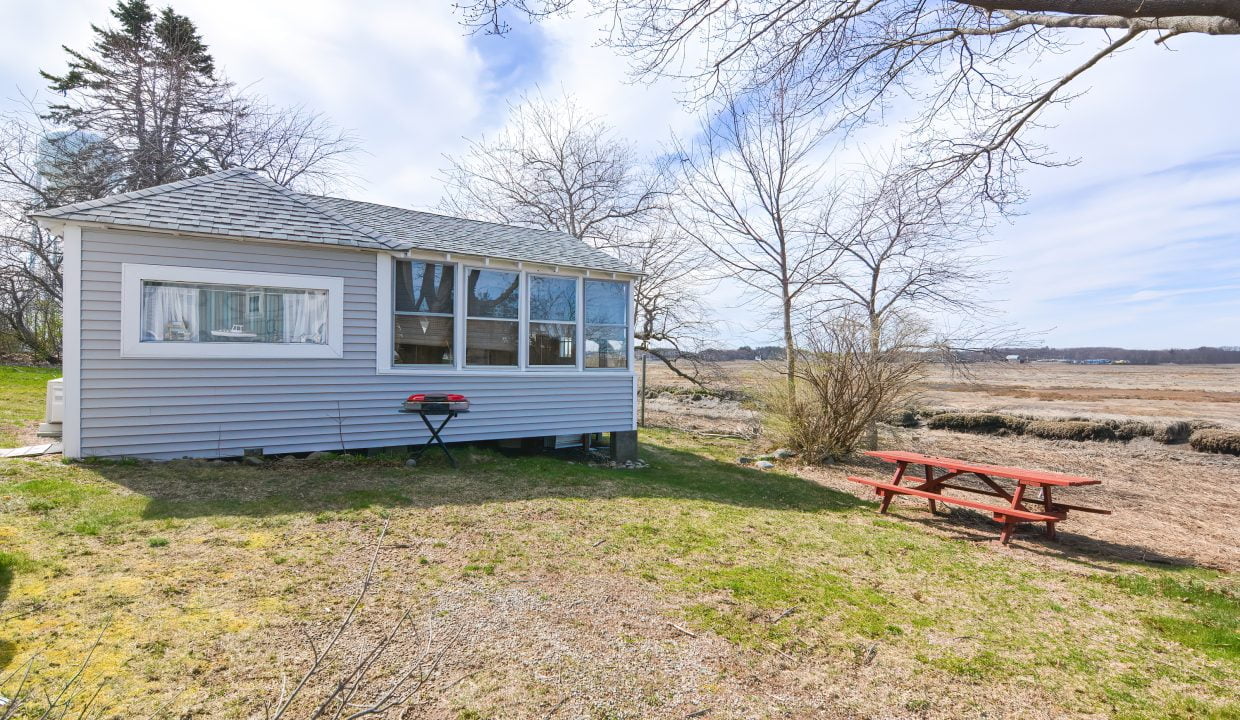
1153;421;1193;444
924;412;1029;434
762;312;924;462
1025;420;1117;442
1189;429;1240;456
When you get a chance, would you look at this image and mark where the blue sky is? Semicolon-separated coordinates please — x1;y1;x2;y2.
2;1;1237;349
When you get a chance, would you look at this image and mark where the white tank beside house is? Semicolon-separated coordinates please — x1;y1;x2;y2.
37;377;64;438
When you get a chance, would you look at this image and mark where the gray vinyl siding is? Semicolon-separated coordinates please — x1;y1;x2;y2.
77;229;636;459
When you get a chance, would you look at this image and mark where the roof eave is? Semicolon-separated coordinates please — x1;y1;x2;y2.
34;217;392;253
393;245;644;278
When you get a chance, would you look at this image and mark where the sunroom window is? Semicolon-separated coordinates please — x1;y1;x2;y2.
393;260;455;365
528;275;577;366
583;279;628;369
466;268;519;366
140;281;328;344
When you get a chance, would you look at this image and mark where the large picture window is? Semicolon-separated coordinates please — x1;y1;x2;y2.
528;275;577;366
466;268;520;366
584;279;629;369
121;264;343;359
141;281;329;345
394;260;455;365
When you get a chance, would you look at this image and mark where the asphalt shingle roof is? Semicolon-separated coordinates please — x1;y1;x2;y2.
311;195;637;274
32;168;395;250
33;168;637;273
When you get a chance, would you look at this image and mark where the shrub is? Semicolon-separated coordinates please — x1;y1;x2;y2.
924;413;1027;434
1189;429;1240;456
1105;419;1154;441
1152;421;1192;444
1025;420;1116;442
761;314;925;462
884;408;920;427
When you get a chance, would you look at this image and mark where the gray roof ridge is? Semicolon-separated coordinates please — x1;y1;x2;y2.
240;171;401;250
30;167;251;219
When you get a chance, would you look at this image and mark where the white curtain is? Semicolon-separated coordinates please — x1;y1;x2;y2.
282;290;328;344
142;284;199;342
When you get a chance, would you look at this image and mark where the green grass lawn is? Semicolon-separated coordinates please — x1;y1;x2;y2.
0;365;61;447
0;428;1235;718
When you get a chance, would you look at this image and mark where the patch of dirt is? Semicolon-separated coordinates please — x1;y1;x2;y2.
643;394;760;438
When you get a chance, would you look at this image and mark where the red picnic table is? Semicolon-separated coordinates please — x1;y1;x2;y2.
848;450;1111;544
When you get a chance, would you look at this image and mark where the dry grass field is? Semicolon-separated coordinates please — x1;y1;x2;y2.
644;360;1240;428
920;363;1240;427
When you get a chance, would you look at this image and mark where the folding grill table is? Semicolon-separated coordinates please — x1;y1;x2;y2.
399;393;469;468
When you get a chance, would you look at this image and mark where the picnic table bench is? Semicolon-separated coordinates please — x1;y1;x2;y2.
848;450;1110;544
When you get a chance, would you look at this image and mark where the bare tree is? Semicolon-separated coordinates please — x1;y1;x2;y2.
207;96;359;194
457;0;1237;205
0;111;95;361
819;155;992;445
630;220;718;384
439;92;715;383
439;92;662;250
668;78;841;402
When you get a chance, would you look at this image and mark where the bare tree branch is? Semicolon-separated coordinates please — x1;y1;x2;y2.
456;0;1237;207
439;90;716;382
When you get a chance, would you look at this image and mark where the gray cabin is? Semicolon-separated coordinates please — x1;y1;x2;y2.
33;168;639;460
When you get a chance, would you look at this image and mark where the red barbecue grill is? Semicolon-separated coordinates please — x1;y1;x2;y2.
399;393;470;467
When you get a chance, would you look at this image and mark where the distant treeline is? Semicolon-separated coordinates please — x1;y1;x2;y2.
985;346;1240;365
640;346;787;362
643;345;1240;365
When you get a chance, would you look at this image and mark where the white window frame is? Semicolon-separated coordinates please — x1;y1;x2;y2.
463;265;522;369
120;263;344;359
376;253;635;376
583;278;632;371
525;273;580;371
391;257;458;368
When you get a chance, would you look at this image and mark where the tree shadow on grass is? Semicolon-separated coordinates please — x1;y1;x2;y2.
867;503;1203;571
77;442;869;521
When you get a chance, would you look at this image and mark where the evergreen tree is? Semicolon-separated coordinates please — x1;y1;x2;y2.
40;0;227;191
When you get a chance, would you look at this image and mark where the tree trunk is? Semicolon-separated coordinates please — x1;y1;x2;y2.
864;312;881;450
782;283;797;416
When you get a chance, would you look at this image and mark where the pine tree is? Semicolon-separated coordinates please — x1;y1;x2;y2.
40;0;227;191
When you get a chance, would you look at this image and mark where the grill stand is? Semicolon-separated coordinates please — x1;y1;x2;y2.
402;409;462;468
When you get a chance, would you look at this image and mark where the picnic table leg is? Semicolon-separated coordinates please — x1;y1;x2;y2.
1042;486;1058;540
924;465;938;514
879;462;907;514
999;484;1027;545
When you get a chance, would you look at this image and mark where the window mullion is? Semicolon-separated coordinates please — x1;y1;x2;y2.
576;276;584;371
518;269;527;370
